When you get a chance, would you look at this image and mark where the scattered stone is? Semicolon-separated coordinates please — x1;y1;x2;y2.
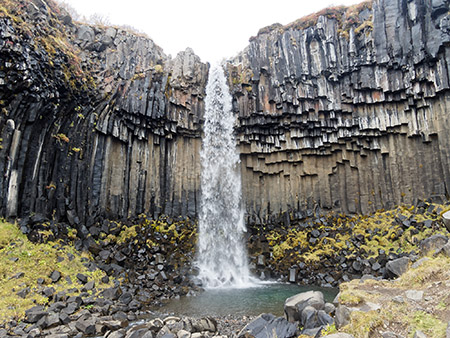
405;290;424;302
317;310;334;327
392;296;405;303
177;329;191;338
322;334;355;338
99;250;111;261
372;262;381;271
381;332;399;338
43;287;56;297
10;272;25;279
301;327;323;336
101;287;122;300
76;273;88;284
59;312;71;325
301;305;319;329
289;268;297;283
17;287;30;298
50;270;62;283
83;281;95;291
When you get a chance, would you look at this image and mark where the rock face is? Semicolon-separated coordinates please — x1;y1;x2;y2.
0;0;207;227
228;0;450;224
1;0;450;227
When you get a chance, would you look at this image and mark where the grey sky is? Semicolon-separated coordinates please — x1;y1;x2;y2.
62;0;361;62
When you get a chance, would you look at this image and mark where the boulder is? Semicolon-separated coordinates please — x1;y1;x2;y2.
50;270;62;283
317;310;334;327
324;302;336;315
75;316;96;335
419;234;448;253
101;287;122;300
191;318;217;333
301;306;319;329
436;242;450;257
384;257;410;278
405;290;424;302
125;326;153;338
284;291;325;322
237;313;297;338
76;273;88;284
45;312;60;328
335;305;351;329
177;330;191;338
25;306;47;323
443;210;450;232
322;334;355;338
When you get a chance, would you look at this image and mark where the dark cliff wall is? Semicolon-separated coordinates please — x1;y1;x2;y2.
0;0;208;228
1;0;450;229
228;0;450;224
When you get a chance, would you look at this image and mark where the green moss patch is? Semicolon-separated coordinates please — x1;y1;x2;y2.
256;202;449;275
0;220;112;323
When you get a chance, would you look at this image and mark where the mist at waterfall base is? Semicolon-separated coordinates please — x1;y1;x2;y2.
195;64;256;289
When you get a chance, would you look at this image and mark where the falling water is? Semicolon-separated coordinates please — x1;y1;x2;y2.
196;64;255;289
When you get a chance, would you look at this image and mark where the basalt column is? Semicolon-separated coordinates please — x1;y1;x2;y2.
228;0;450;224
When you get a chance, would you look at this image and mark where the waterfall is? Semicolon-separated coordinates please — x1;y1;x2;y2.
196;64;255;289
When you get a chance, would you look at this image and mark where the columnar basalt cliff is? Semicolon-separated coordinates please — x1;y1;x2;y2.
0;0;208;229
228;0;450;224
1;0;449;229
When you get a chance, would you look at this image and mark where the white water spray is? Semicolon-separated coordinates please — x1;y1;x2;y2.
196;64;255;289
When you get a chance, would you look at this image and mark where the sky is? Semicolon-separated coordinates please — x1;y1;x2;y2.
62;0;361;63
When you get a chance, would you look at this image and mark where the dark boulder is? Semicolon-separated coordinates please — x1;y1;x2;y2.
25;306;47;323
384;257;410;279
284;291;324;322
237;313;297;338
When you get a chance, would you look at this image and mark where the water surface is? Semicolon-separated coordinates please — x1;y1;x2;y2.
153;283;338;318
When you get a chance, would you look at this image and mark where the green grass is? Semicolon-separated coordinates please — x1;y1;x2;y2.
339;254;450;337
0;220;112;323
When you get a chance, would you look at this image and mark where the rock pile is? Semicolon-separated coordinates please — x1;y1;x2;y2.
249;200;450;286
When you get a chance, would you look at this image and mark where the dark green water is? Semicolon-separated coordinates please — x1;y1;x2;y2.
153;283;338;317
